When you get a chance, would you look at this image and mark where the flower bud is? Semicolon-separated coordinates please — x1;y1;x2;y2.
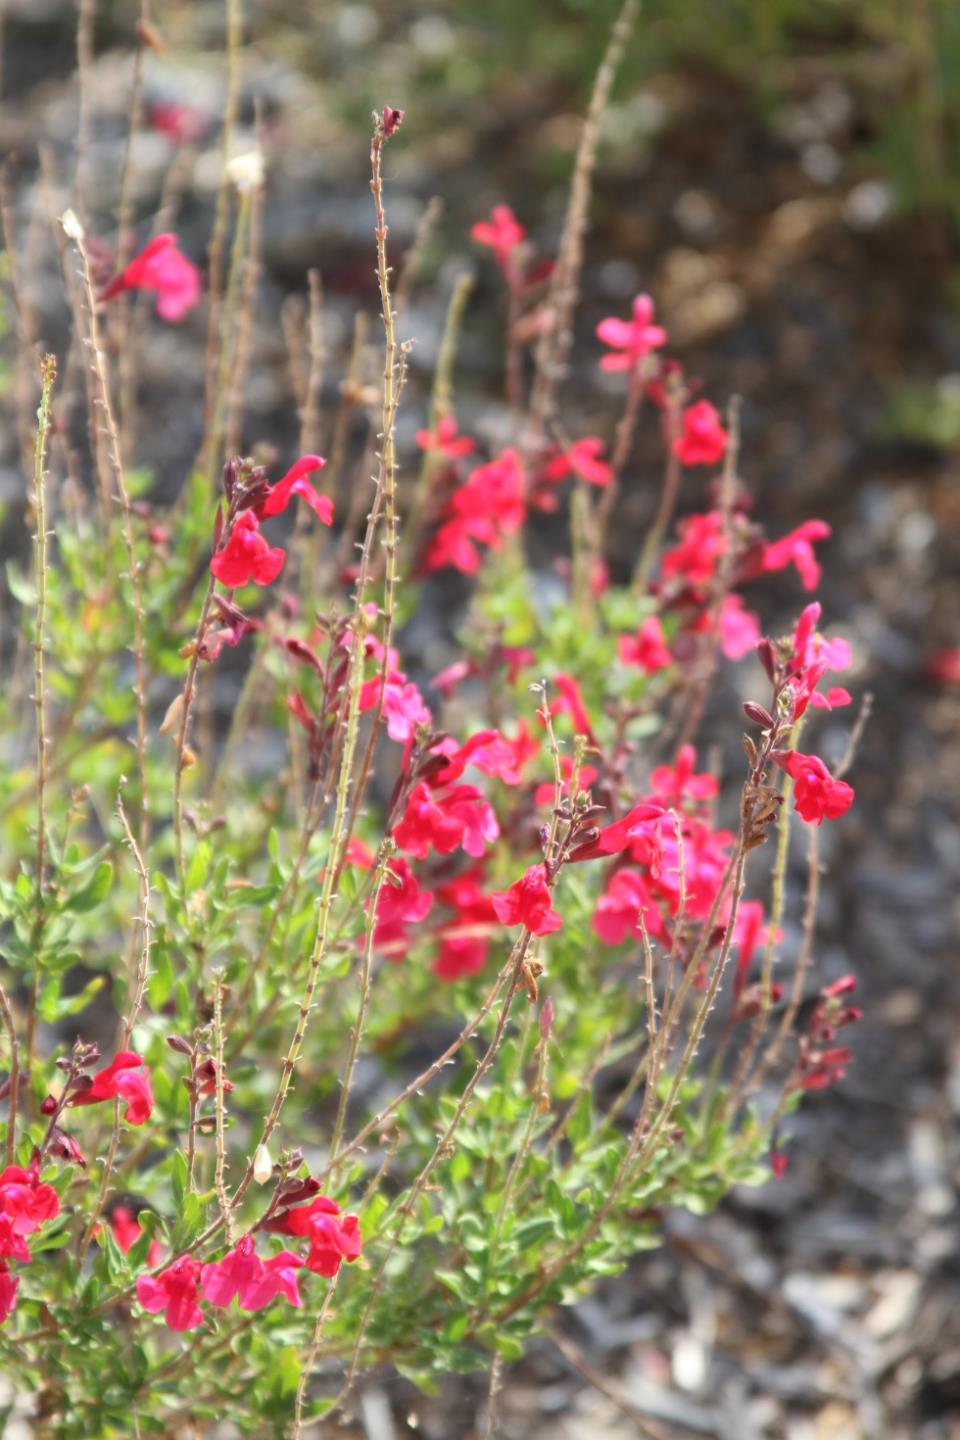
743;701;774;729
382;106;405;138
756;638;777;682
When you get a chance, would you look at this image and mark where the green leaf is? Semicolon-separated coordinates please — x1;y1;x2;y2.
170;1150;188;1211
64;861;114;913
5;561;36;607
38;973;105;1022
513;1216;555;1249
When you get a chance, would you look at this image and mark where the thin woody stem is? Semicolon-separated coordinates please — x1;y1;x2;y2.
31;355;56;908
327;848;391;1165
213;974;234;1244
0;986;19;1165
62;216;151;850
526;0;639;453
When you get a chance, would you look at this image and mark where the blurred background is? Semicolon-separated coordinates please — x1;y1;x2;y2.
1;2;959;1436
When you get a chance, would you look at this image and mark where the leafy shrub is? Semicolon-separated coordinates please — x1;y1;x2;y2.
0;10;863;1436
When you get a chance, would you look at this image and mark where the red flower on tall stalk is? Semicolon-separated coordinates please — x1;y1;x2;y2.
618;616;672;673
471;205;526;274
0;1265;18;1324
262;1194;362;1278
596;294;667;372
661;511;727;588
136;1255;204;1331
776;750;854;825
760;520;831;592
491;863;563;937
68;1051;154;1125
372;859;434;950
673;400;728;466
201;1235;303;1312
99;233;201;322
540;438;612;488
416;415;476;458
210;511;286;588
109;1205;163;1267
256;456;331;523
433;869;498;981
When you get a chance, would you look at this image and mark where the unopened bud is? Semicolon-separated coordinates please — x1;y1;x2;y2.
743;701;774;729
227;149;265;194
756;638;777;683
166;1033;194;1056
60;209;84;242
159;692;186;737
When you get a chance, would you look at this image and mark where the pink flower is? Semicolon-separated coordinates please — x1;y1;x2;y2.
661;511;727;588
547;673;594;740
568;802;664;863
593;869;664;945
149;101;209;144
210;511;286;588
359;677;431;744
432;729;528;787
649;746;718;807
730;900;776;1005
791;603;851;672
716;594;761;661
304;1212;362;1277
108;1205;163;1267
423;520;482;575
69;1051;154;1125
471;205;526;273
372;859;434;950
433;871;498;981
761;520;831;592
392;783;465;859
540;438;612;488
673;400;728;466
263;1195;363;1278
423;449;527;575
442;785;500;858
201;1235;303;1312
0;1264;18;1324
453;450;526;541
0;1162;61;1242
776;750;854;825
136;1255;204;1331
416;415;476;459
429;659;475;696
781;605;853;716
618;616;672;673
100;233;201;322
0;1217;30;1264
596;294;667;372
257;455;331;524
491;863;563;936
